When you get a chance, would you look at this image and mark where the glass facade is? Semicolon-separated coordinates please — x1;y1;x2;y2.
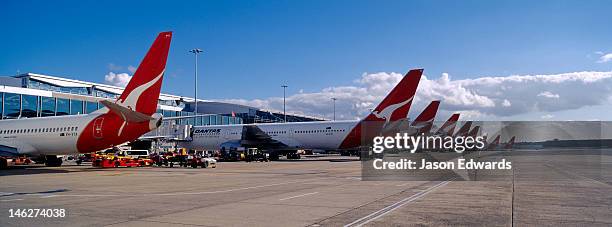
28;79;89;95
21;95;38;118
0;91;243;125
94;89;118;99
70;100;83;115
57;98;69;116
86;101;98;114
3;76;245;125
41;97;56;117
3;93;20;118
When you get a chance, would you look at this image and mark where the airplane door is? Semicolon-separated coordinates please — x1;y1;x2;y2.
93;117;104;139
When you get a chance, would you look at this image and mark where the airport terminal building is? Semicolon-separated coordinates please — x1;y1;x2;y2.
0;73;323;126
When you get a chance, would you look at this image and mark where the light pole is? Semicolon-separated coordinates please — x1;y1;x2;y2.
189;48;203;114
331;97;337;121
281;85;288;122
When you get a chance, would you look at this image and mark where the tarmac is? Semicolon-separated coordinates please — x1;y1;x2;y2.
1;149;611;227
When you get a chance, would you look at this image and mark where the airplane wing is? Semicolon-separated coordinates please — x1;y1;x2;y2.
0;140;37;156
239;125;290;150
100;100;153;123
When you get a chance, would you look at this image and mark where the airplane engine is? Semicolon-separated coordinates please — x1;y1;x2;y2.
149;113;163;130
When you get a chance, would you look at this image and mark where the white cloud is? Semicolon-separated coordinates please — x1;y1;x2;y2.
502;99;511;107
541;114;554;119
218;70;612;120
597;53;612;63
104;72;132;87
537;91;560;99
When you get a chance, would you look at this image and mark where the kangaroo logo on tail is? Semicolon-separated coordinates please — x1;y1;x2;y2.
372;96;414;126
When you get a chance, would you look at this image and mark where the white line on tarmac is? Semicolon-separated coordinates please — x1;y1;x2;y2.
279;192;319;201
0;198;24;202
344;180;450;227
39;179;315;198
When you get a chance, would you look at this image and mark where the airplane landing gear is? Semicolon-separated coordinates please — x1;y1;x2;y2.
0;157;7;169
45;155;63;167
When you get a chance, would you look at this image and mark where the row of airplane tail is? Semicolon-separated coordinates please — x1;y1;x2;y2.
0;31;515;168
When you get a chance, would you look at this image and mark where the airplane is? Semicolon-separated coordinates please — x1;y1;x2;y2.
410;100;441;135
433;113;460;136
0;32;173;168
503;136;516;150
467;125;480;138
389;100;441;136
178;68;424;158
487;135;501;150
454;121;473;137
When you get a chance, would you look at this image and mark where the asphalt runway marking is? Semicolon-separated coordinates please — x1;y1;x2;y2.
0;192;15;196
279;192;319;201
396;182;411;187
344;180;450;227
37;179;316;198
0;198;24;202
544;162;611;187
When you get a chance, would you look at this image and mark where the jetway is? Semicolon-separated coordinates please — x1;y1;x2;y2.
141;121;193;141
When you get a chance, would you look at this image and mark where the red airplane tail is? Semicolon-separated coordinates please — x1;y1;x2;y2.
363;69;423;122
411;100;441;134
454;121;472;137
116;31;172;116
467;125;480;137
339;68;423;149
436;113;460;135
488;135;501;150
504;136;516;149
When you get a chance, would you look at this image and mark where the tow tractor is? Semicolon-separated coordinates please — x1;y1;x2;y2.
245;148;270;162
152;152;188;167
0;156;32;168
124;150;154;166
92;149;140;168
186;154;217;168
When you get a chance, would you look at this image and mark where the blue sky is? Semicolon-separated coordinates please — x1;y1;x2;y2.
1;0;611;120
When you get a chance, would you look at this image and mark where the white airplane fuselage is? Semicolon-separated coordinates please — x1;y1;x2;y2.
0;114;99;155
180;120;360;151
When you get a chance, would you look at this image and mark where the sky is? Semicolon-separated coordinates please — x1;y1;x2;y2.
1;0;611;121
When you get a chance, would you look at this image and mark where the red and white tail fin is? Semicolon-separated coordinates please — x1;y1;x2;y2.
488;135;501;150
116;31;172;116
467;125;480;137
504;136;516;149
410;100;440;134
364;69;423;123
454;121;472;137
338;69;423;149
436;113;460;135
